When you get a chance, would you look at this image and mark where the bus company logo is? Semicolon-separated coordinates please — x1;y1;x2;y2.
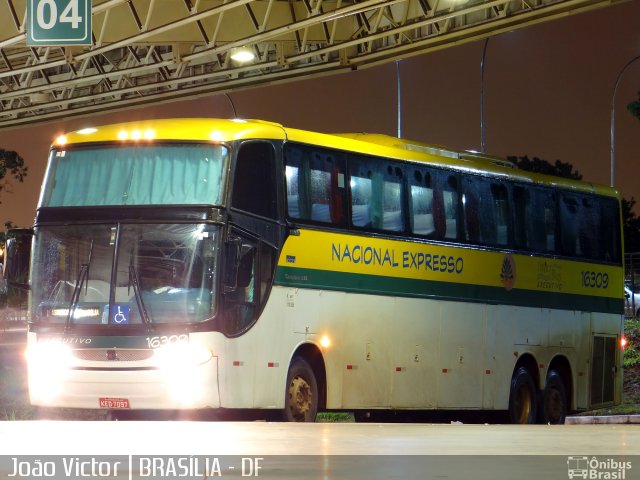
567;456;632;479
500;254;516;291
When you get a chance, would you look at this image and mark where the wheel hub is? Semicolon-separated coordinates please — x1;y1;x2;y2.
289;376;312;419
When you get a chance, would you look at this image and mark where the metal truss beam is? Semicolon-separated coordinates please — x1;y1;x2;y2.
0;0;628;128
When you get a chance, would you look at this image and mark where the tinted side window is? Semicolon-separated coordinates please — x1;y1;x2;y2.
513;186;529;249
232;142;277;219
349;156;405;232
559;194;580;257
601;197;621;263
526;188;557;253
284;144;346;226
490;183;510;246
409;169;434;236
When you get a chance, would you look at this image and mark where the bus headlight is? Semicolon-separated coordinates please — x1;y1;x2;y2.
153;343;213;369
26;342;75;370
25;343;75;403
153;344;213;406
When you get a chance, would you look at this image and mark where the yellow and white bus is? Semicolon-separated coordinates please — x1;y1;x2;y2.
24;118;624;423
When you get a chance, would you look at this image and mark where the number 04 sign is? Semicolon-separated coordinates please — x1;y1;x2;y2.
27;0;92;46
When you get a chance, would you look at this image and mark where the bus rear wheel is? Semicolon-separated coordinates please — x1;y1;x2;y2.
540;370;567;424
508;367;537;424
283;357;318;422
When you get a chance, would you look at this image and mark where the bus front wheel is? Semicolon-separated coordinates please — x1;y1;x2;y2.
283;356;318;422
540;370;567;424
508;367;537;424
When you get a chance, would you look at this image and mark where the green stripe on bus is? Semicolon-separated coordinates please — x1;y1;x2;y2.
274;266;623;315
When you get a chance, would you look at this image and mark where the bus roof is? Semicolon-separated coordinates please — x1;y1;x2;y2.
54;118;619;199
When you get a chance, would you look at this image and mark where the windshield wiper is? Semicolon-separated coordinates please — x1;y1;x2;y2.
65;240;93;333
128;264;153;331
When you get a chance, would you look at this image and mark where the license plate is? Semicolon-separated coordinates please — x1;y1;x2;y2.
99;397;130;409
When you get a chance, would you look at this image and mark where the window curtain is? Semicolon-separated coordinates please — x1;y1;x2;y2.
45;145;227;206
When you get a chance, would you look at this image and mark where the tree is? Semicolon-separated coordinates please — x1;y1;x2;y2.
506;155;582;180
0;149;28;202
0;221;16;251
0;148;27;253
628;90;640;121
622;198;640;253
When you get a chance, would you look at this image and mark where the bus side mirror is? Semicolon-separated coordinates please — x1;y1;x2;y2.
224;237;254;293
3;228;33;289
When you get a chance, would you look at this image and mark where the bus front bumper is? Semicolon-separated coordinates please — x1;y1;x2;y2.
26;346;220;410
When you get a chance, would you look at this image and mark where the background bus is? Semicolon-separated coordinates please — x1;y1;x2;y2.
23;118;624;423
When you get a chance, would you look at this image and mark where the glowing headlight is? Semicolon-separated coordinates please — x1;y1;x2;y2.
26;342;75;370
153;344;213;369
26;343;75;404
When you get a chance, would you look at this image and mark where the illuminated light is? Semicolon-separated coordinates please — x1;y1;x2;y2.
230;47;255;63
77;127;98;135
621;336;628;350
230;119;247;123
209;130;224;142
51;307;101;319
26;342;75;404
143;129;155;140
26;342;74;367
131;129;142;140
55;135;67;145
154;344;212;407
320;335;331;349
153;343;213;369
118;130;129;140
285;166;296;179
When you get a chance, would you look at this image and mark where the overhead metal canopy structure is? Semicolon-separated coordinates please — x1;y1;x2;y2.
0;0;626;129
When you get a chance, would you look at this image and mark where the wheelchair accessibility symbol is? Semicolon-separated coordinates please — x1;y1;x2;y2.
111;305;130;325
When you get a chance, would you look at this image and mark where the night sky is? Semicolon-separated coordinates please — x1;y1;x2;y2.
1;0;639;229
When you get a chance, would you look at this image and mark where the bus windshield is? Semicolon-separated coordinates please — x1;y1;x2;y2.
31;223;219;326
40;143;228;207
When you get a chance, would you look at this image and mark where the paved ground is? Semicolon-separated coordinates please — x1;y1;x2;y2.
1;421;639;479
1;420;638;455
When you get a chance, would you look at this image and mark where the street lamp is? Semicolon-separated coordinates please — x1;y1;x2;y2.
610;54;640;187
396;59;402;138
480;38;489;153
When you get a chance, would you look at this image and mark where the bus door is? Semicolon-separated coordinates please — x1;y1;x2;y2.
590;333;618;406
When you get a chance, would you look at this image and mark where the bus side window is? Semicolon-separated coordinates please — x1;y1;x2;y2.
348;157;404;232
382;165;404;232
349;159;373;228
462;177;480;244
232;142;277;219
527;188;556;253
513;186;529;249
601;198;621;263
410;169;434;236
490;183;510;246
578;197;601;260
284;144;346;226
441;175;459;241
544;194;557;252
560;194;579;256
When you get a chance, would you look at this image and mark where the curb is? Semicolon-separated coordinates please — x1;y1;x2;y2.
565;415;640;424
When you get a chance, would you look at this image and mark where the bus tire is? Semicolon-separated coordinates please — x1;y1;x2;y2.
508;367;537;424
283;356;318;422
540;370;567;424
